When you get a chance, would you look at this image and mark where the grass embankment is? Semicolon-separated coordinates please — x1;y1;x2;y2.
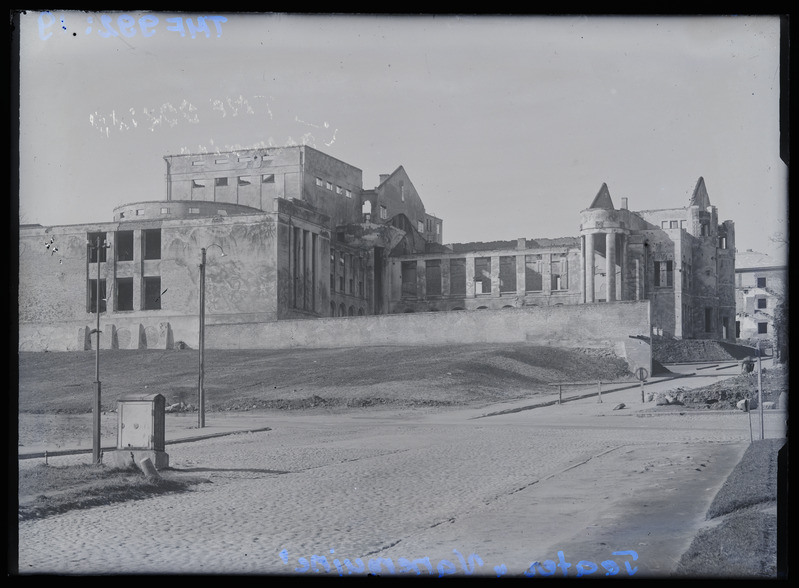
18;463;208;521
18;344;632;414
675;438;786;578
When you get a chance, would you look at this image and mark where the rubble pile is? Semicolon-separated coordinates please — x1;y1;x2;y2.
651;364;788;411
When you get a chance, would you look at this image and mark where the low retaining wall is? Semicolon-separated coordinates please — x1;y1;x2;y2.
18;316;196;352
18;301;652;375
208;300;652;374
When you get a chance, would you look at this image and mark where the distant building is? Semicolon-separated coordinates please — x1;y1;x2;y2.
18;145;735;351
734;249;787;345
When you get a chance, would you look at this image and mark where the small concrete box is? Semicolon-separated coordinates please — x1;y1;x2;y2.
118;393;166;451
108;393;169;470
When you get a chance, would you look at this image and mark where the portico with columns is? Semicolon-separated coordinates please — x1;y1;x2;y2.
580;183;630;304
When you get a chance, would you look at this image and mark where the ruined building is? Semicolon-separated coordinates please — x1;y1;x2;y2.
18;145;735;351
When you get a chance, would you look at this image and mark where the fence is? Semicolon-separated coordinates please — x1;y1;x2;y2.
548;380;646;405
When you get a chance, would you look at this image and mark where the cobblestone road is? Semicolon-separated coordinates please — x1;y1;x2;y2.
17;388;785;577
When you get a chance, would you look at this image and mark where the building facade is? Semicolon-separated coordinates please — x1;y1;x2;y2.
18;146;735;351
389;178;736;343
734;250;787;344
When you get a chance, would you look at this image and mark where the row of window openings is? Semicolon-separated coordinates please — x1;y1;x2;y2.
731;321;769;337
375;205;440;236
654;260;695;290
424;218;441;235
123;207;238;218
315;177;352;198
656;258;742;289
330;251;364;296
192;175;275;189
192;156;271;166
330;275;365;297
88;230;161;263
401;257;568;297
737;277;770;292
659;219;726;245
88;277;162;313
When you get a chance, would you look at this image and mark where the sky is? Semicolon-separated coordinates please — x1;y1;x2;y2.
17;12;788;260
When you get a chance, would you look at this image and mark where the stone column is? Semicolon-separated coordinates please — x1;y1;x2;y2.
606;232;616;302
298;228;306;308
133;230;143;310
579;236;585;303
313;233;322;313
288;226;296;307
543;253;552;295
490;255;500;297
416;259;426;300
465;254;476;298
584;232;595;303
619;233;627;301
304;230;313;311
516;254;526;297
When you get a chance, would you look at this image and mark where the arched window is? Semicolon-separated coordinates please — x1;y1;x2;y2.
339;303;346;317
348;306;355;316
330;302;336;316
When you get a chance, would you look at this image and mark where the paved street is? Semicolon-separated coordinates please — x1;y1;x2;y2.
16;364;786;577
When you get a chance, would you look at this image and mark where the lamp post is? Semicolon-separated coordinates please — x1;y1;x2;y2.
198;244;225;428
89;235;110;464
756;339;764;440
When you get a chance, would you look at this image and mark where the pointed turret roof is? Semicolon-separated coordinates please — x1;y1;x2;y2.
689;177;711;208
588;183;615;210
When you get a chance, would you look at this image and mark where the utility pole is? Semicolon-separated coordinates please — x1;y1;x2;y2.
757;340;764;440
198;244;225;428
89;235;109;464
198;247;206;428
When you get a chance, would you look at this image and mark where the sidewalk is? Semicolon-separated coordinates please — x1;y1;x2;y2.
18;413;274;460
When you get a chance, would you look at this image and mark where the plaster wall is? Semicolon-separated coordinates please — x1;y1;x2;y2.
19;213;282;351
207;300;652;374
376;167;427;230
19;224;110;325
301;147;364;228
164;147;304;210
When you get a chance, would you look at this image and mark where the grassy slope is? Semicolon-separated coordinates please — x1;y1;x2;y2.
18;344;632;413
674;438;786;578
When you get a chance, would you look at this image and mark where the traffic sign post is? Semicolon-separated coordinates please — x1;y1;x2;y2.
635;367;649;403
